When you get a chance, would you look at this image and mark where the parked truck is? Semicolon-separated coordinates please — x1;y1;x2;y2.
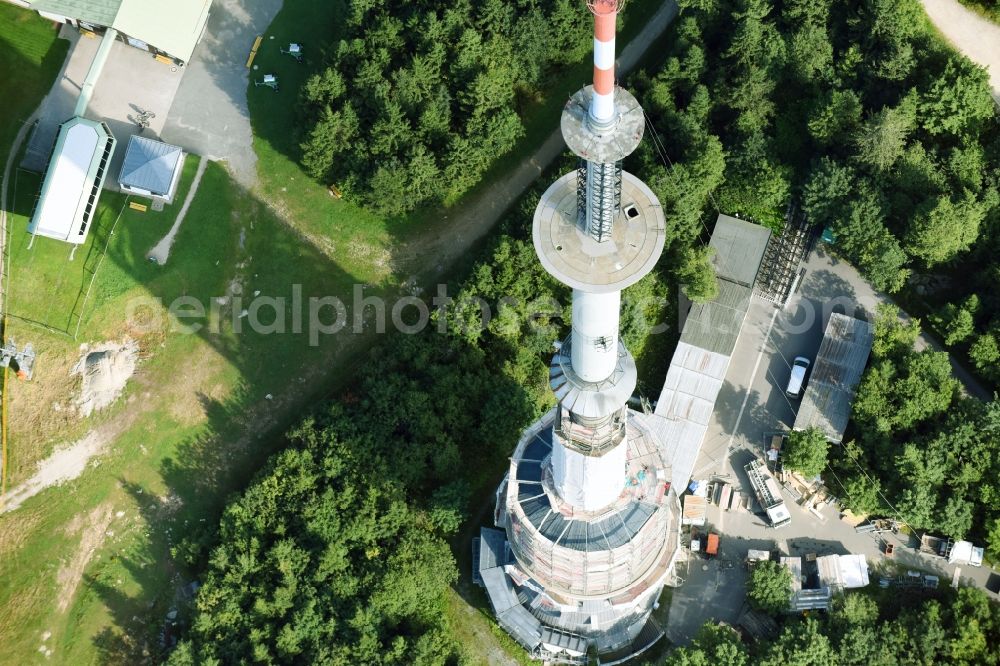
745;459;791;528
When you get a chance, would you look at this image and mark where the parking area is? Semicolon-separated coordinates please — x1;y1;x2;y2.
691;246;883;483
23;25;184;182
665;244;999;644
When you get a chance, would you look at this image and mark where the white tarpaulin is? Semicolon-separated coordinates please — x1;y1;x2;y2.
817;554;870;589
551;437;626;511
949;540;974;565
838;554;869;588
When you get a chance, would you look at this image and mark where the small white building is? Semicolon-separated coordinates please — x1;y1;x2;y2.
27;116;115;245
118;135;185;202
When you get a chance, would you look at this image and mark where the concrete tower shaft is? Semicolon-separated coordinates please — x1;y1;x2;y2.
533;0;665;514
478;5;680;661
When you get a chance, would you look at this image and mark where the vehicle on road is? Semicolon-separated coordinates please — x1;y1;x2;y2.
785;356;811;398
705;533;719;557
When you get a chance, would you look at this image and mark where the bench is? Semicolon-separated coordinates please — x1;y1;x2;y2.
246;35;263;68
129;201;148;212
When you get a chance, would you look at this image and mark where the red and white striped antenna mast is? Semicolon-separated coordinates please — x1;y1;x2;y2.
587;0;622;124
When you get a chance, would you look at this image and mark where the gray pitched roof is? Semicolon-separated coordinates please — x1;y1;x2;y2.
118;135;182;195
709;214;772;288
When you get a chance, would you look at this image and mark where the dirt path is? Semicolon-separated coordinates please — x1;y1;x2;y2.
921;0;1000;103
147;156;209;264
1;429;111;513
396;0;680;276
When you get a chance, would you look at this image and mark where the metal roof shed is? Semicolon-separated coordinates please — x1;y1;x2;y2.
27;117;115;246
31;0;120;27
709;214;773;288
793;313;874;442
118;135;185;201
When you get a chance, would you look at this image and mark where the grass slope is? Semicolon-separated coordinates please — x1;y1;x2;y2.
0;6;68;169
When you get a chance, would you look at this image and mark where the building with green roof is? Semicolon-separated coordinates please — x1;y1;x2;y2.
29;0;212;64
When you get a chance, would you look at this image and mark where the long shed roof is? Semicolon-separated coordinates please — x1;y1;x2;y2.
652;214;771;490
30;0;212;62
793;313;874;442
27;117;115;245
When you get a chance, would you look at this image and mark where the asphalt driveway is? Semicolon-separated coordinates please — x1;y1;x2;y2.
160;0;282;189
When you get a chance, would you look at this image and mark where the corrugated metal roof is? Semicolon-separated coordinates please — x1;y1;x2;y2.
32;0;121;26
679;280;753;355
118;135;183;195
479;527;507;573
709;214;772;288
31;0;212;63
793;314;874;442
651;343;733;490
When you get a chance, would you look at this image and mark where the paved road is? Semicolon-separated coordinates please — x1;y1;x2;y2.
668;481;1000;644
160;0;282;189
921;0;1000;104
694;244;991;485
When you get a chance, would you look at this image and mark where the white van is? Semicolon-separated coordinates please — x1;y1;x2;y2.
786;356;811;398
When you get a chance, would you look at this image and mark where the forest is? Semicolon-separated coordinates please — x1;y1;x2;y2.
657;587;1000;666
165;174;673;662
831;305;1000;558
297;0;592;215
167;0;1000;660
630;0;1000;554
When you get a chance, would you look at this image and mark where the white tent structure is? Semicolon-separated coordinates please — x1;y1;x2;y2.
28;117;116;246
817;553;870;590
948;540;984;566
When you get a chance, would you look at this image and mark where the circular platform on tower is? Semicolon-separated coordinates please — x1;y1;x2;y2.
561;85;645;163
533;170;666;293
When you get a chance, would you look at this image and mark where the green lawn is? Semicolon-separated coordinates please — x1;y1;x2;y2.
1;156;387;662
0;5;68;169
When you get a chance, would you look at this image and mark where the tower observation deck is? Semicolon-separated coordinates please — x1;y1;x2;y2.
476;3;681;663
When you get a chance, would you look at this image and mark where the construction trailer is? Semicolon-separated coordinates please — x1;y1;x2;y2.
745;459;791;528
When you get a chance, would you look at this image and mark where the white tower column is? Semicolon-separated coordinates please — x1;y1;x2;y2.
571;289;620;383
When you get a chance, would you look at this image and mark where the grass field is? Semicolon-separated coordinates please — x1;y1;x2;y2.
0;6;68;170
0;156;386;662
0;1;676;663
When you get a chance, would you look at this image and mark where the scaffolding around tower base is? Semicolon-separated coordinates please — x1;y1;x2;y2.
504;408;681;601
